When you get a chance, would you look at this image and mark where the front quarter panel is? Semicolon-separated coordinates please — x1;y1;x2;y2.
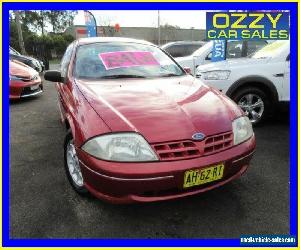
56;79;111;147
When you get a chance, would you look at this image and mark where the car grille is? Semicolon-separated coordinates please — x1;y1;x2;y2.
152;131;233;161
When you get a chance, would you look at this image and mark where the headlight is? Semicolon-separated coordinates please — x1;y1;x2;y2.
81;133;159;162
232;116;253;145
199;70;230;80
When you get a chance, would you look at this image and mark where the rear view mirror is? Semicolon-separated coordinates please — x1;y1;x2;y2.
44;70;64;82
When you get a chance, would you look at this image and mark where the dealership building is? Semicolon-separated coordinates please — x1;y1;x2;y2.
64;25;206;45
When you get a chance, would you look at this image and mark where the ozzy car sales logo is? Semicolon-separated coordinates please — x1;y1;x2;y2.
206;12;289;40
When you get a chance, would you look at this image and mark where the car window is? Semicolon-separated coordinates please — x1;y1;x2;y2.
9;47;20;55
165;45;184;57
185;44;203;57
246;41;267;56
60;43;74;77
74;42;185;79
165;44;203;58
251;40;289;59
226;41;243;58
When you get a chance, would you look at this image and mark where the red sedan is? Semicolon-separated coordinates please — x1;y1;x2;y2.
44;37;255;203
10;60;43;99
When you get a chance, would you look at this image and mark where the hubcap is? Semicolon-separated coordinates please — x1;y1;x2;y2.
66;140;84;187
238;94;264;123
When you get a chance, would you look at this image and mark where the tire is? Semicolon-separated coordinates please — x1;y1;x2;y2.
64;130;88;195
232;86;271;125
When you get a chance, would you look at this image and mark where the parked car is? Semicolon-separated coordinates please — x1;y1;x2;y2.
176;40;268;75
9;46;44;73
44;37;255;203
161;41;206;58
9;60;43;99
196;40;290;125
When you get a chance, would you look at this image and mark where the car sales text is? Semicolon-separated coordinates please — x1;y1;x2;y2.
206;12;289;40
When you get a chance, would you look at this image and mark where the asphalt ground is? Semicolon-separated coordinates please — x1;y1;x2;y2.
10;69;289;238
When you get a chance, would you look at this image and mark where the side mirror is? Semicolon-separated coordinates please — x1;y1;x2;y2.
44;70;64;82
183;67;192;74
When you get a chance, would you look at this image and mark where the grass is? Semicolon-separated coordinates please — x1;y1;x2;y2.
49;58;61;65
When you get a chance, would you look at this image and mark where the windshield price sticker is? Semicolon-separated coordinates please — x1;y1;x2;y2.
99;51;160;70
206;12;289;40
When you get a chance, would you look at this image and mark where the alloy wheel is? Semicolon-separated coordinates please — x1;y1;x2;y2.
238;93;265;123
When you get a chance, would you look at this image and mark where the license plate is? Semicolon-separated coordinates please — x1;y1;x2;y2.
183;164;224;188
30;85;39;90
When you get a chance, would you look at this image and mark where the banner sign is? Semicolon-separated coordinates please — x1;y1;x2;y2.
211;40;226;62
99;51;160;70
84;11;97;37
206;12;289;40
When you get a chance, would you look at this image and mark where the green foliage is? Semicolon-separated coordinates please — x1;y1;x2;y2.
18;10;78;34
10;11;77;58
9;20;32;52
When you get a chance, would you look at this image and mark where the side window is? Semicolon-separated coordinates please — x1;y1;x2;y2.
60;43;74;77
226;41;243;58
185;44;202;57
166;45;184;57
246;41;267;56
165;45;177;57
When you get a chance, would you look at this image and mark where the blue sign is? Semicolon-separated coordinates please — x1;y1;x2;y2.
206;12;289;40
84;11;97;37
211;40;226;62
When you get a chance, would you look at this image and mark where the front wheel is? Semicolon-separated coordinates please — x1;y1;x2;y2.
232;87;270;125
64;131;88;194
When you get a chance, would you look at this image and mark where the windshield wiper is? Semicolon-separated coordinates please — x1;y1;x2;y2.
100;74;146;79
160;73;182;77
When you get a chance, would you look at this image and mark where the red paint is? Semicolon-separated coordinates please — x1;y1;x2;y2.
55;38;256;203
114;23;120;32
9;60;42;99
77;29;87;34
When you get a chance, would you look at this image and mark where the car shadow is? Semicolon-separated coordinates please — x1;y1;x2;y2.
9;95;42;105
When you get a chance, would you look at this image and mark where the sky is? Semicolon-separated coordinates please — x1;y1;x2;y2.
74;10;207;29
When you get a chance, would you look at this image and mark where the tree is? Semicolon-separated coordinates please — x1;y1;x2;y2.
14;10;26;54
18;10;77;34
47;10;78;33
10;16;32;52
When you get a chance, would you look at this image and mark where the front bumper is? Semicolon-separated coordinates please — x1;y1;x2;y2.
10;79;43;99
77;135;255;203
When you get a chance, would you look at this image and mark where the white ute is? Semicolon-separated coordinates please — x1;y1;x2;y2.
196;40;290;125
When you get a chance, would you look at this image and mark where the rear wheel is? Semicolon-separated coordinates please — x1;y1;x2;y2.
64;130;87;194
232;87;270;125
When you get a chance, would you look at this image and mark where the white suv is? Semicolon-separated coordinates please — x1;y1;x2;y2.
196;40;290;125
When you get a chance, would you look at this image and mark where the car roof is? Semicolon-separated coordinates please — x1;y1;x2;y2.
76;37;155;46
161;41;206;47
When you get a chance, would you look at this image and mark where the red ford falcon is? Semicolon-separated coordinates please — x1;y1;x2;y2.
9;60;43;99
44;37;255;203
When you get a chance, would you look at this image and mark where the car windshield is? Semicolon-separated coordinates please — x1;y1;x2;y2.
9;47;21;55
251;40;289;59
74;42;185;79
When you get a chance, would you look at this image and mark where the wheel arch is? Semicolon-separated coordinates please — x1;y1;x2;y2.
64;114;76;140
226;76;279;105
